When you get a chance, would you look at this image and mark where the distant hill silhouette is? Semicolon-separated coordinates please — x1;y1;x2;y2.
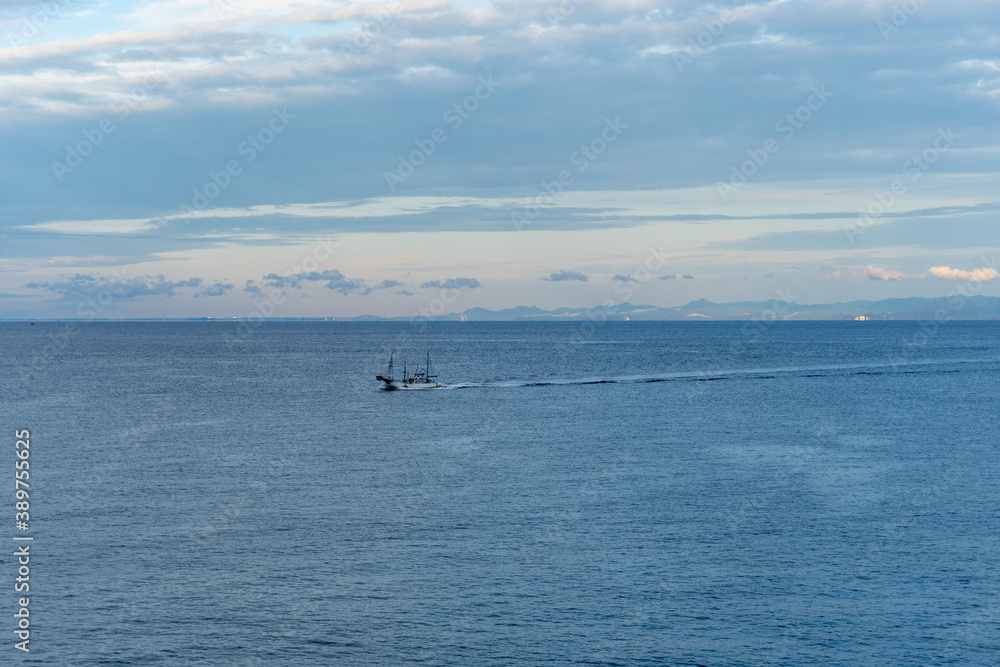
343;296;1000;321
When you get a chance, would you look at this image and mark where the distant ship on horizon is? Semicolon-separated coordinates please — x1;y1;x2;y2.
376;351;442;390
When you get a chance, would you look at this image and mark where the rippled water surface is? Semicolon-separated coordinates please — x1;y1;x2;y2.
2;321;998;665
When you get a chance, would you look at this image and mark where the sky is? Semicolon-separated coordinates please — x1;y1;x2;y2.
1;0;998;318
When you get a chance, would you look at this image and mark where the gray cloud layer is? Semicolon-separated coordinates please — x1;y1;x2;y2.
250;270;404;296
3;1;998;239
25;273;202;299
196;281;234;297
543;270;588;282
420;277;482;290
3;1;1000;315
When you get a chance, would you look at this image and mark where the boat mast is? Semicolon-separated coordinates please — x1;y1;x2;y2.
426;350;430;380
388;351;394;380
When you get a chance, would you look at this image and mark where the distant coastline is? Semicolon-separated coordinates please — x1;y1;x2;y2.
5;295;1000;322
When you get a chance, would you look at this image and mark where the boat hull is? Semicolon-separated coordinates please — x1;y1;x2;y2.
377;375;442;390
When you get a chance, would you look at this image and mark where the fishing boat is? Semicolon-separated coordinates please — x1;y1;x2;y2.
376;351;442;390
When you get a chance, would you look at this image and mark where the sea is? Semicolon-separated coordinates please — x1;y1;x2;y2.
1;320;998;665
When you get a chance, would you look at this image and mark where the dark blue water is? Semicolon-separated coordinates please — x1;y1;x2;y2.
2;321;998;665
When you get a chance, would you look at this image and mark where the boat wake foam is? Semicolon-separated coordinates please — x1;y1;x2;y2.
443;358;988;390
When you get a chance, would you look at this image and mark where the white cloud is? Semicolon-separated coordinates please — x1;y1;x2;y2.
0;255;128;270
928;265;1000;281
23;218;158;234
864;265;1000;282
866;266;922;281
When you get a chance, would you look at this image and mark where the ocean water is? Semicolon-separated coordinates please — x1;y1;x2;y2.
1;320;998;665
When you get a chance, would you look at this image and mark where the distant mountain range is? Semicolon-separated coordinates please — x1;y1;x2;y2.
12;295;1000;322
345;295;1000;321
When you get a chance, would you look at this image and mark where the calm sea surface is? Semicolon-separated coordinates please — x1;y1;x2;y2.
1;321;998;665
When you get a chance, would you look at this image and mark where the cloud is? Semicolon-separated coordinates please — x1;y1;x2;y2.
323;273;404;295
24;273;202;299
319;269;366;295
261;269;358;293
262;273;301;289
243;280;261;293
0;255;130;271
614;271;686;283
866;266;921;281
360;279;403;295
5;1;1000;318
542;270;588;282
196;281;234;297
396;290;414;296
258;270;402;295
420;277;481;289
928;265;1000;281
